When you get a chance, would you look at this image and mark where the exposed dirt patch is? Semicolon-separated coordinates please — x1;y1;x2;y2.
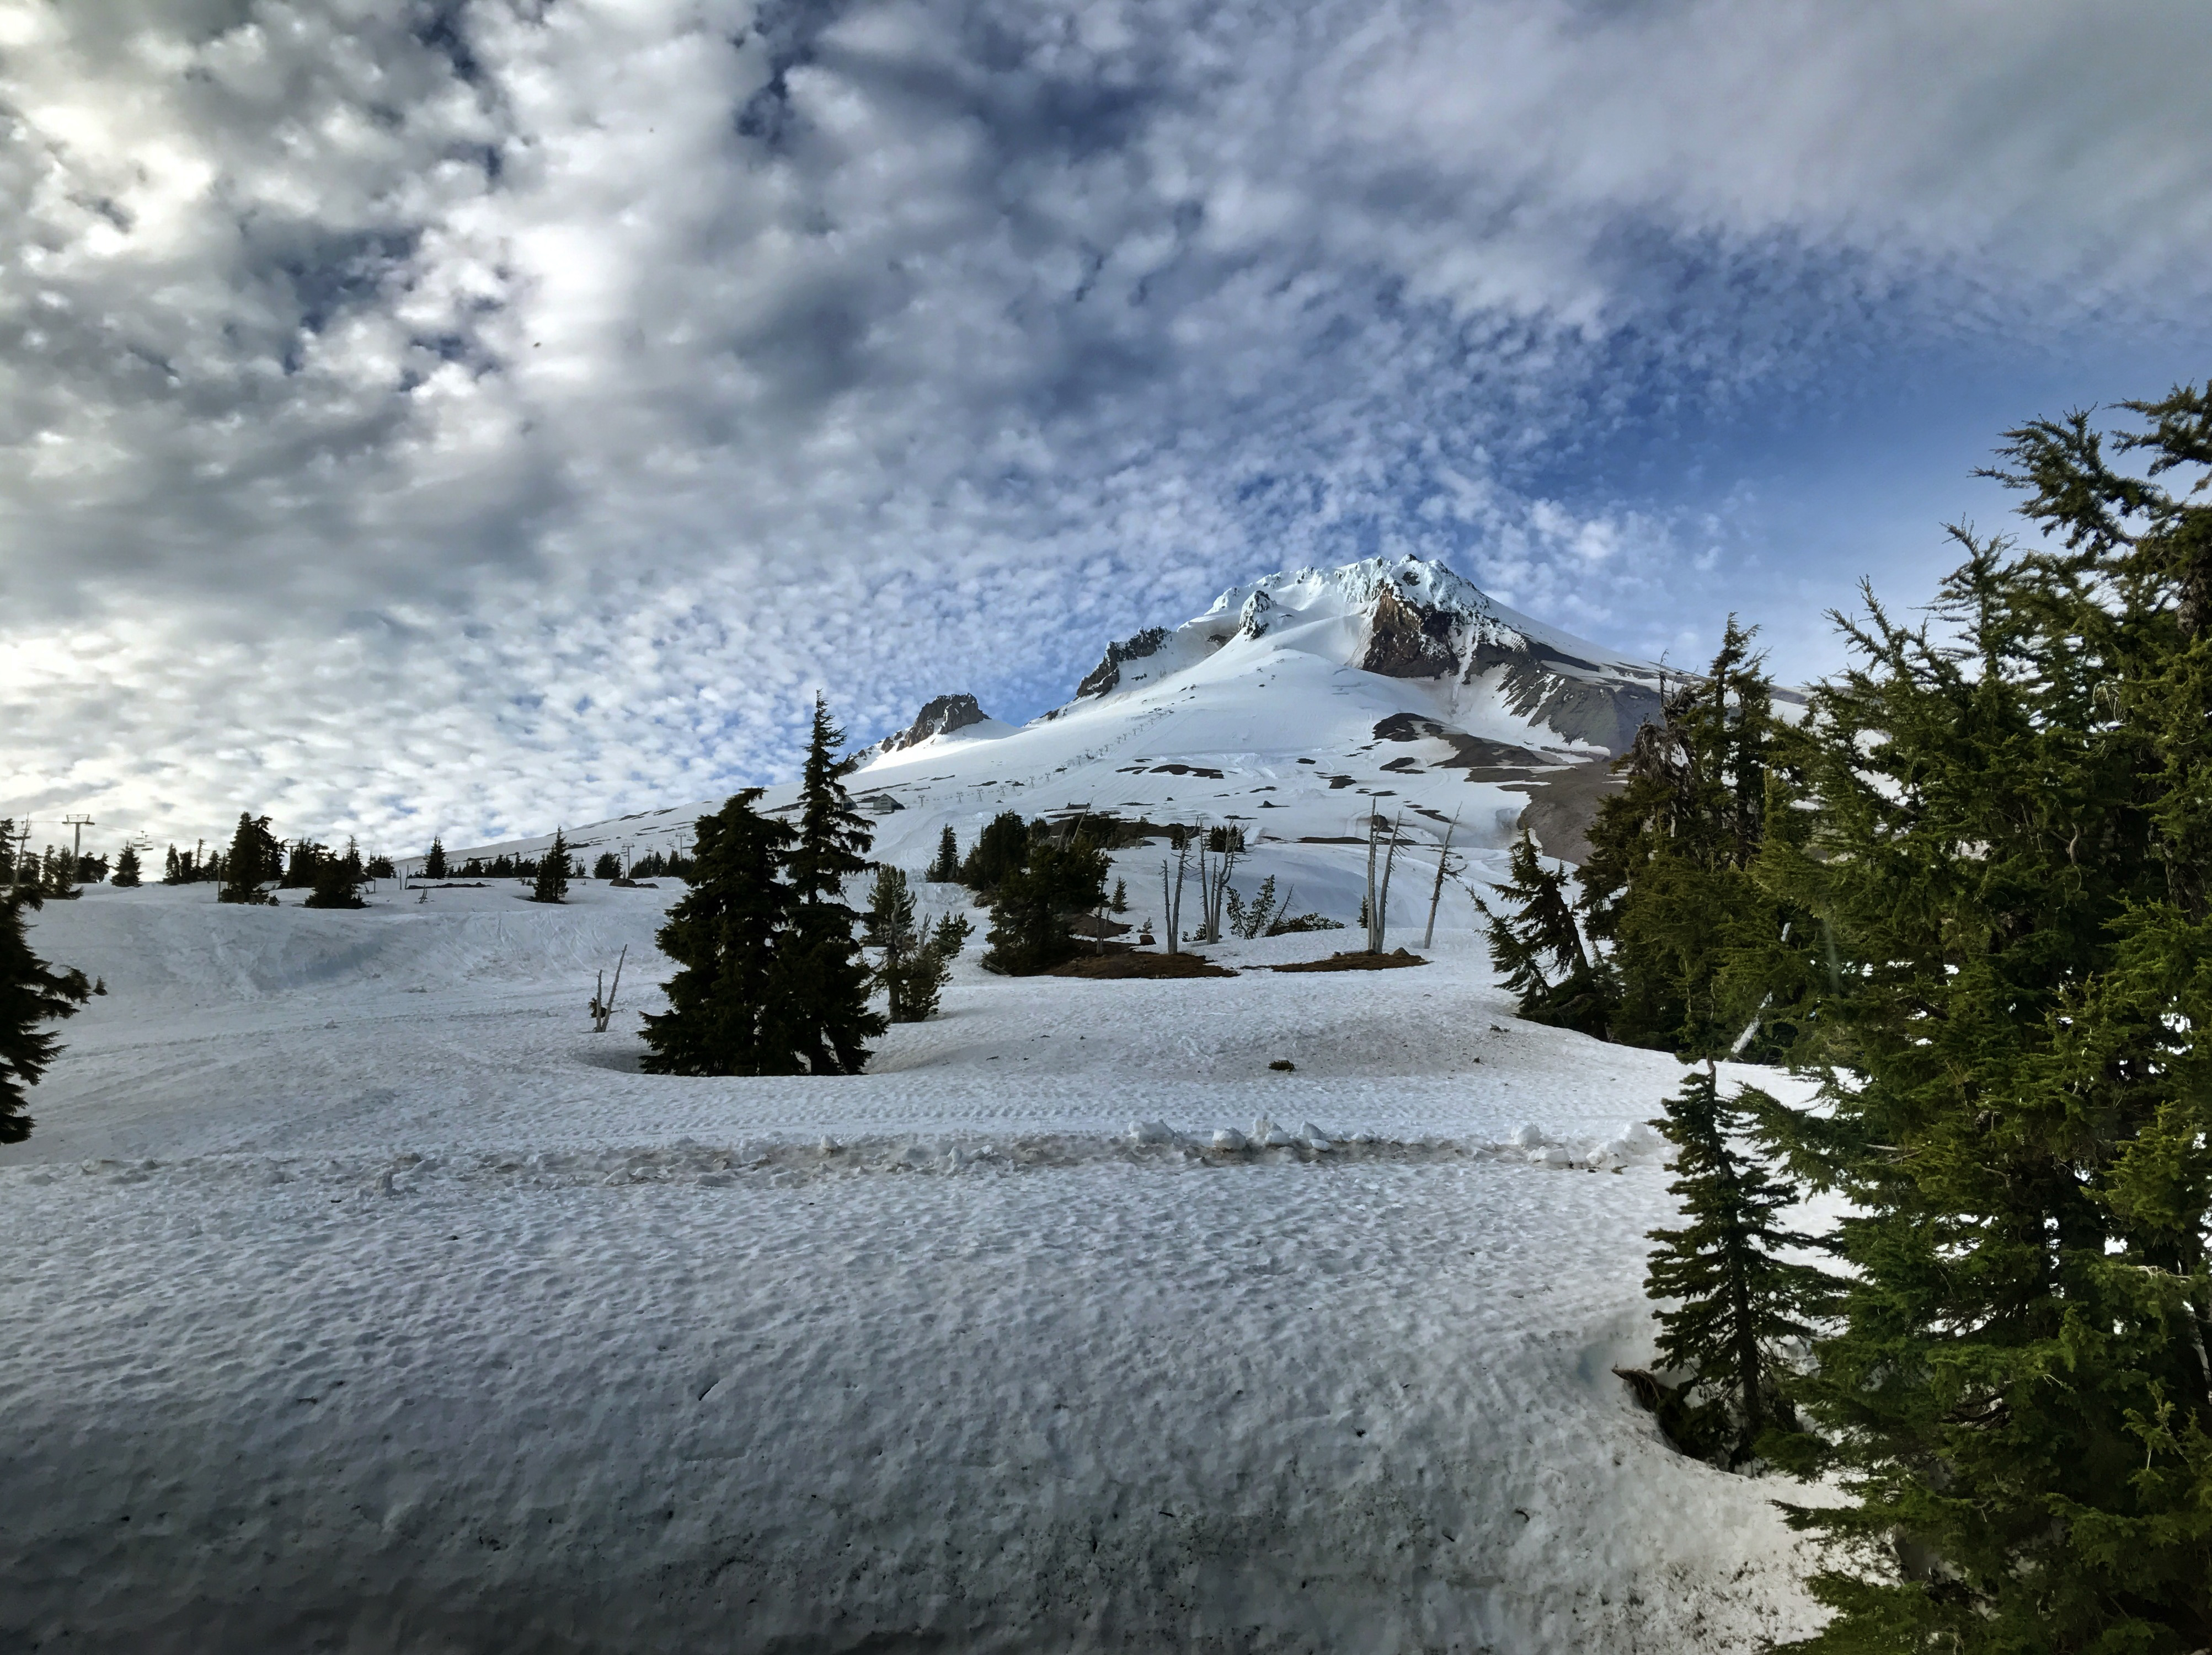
1049;951;1238;979
1268;949;1428;973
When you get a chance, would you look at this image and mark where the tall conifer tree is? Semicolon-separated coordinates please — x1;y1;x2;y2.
111;844;142;888
761;697;884;1073
1761;389;2212;1652
641;789;799;1075
927;826;959;883
531;829;571;904
425;837;448;881
217;813;281;904
0;889;90;1143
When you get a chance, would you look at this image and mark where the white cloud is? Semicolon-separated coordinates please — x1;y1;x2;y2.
3;0;2209;851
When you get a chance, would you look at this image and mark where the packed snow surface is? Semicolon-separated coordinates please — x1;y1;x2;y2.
1;882;1831;1653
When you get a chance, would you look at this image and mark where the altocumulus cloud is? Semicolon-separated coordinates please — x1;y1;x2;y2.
3;0;2210;849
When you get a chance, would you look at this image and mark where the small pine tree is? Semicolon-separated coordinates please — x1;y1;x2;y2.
530;829;571;904
1641;1064;1831;1468
1110;877;1128;915
866;865;950;1022
641;790;799;1076
592;851;621;880
111;844;142;889
0;820;15;888
425;837;448;880
1476;832;1611;1037
927;826;960;883
217;814;282;904
761;696;886;1073
162;844;183;885
0;888;92;1143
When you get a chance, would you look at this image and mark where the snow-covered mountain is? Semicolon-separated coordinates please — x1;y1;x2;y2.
429;556;1671;914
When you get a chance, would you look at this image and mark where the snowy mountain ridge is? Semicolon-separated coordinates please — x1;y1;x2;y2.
426;555;1670;914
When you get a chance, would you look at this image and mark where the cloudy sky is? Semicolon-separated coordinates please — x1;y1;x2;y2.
4;0;2209;854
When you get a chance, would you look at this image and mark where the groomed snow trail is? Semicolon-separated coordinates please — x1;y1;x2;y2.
1;883;1830;1653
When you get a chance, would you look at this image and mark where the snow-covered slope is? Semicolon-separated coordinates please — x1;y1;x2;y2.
0;882;1834;1652
436;558;1668;903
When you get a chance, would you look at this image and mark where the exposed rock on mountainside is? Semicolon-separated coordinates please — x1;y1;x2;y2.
1076;628;1171;699
852;694;997;764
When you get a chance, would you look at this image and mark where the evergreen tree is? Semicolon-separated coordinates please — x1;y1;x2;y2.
1760;390;2212;1653
1642;1065;1832;1468
640;790;800;1076
592;851;621;880
1110;877;1128;915
1578;620;1799;1058
111;844;142;889
217;814;282;904
980;833;1110;975
364;853;395;880
865;865;953;1022
281;839;325;889
1476;831;1611;1037
0;888;91;1143
530;830;570;904
760;696;885;1073
0;820;15;888
40;845;77;900
304;839;366;909
959;811;1029;892
927;826;960;883
425;837;448;881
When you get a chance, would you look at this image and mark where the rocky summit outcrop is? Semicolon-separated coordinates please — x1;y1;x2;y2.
1076;628;1171;699
854;693;993;763
1075;555;1667;759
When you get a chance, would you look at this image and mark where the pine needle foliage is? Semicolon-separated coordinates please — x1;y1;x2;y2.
1476;832;1609;1037
217;814;282;905
980;831;1109;975
530;829;571;904
1761;388;2212;1654
110;845;142;889
959;812;1029;892
865;865;959;1022
640;789;798;1076
926;826;960;883
1579;619;1802;1059
1643;1065;1833;1468
0;889;91;1143
763;695;886;1074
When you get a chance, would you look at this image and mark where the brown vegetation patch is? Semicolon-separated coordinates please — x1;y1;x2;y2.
1268;949;1428;972
1049;951;1238;979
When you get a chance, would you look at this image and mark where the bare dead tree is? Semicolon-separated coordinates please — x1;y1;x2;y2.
589;945;627;1032
1420;811;1461;951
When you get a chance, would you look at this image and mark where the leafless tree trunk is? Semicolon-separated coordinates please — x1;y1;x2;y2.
590;945;627;1032
1420;813;1459;951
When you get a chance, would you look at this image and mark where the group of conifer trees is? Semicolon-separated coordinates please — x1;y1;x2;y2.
921;810;1110;974
1479;388;2212;1651
642;696;963;1074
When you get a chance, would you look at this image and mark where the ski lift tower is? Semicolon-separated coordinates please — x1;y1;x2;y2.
63;814;94;865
